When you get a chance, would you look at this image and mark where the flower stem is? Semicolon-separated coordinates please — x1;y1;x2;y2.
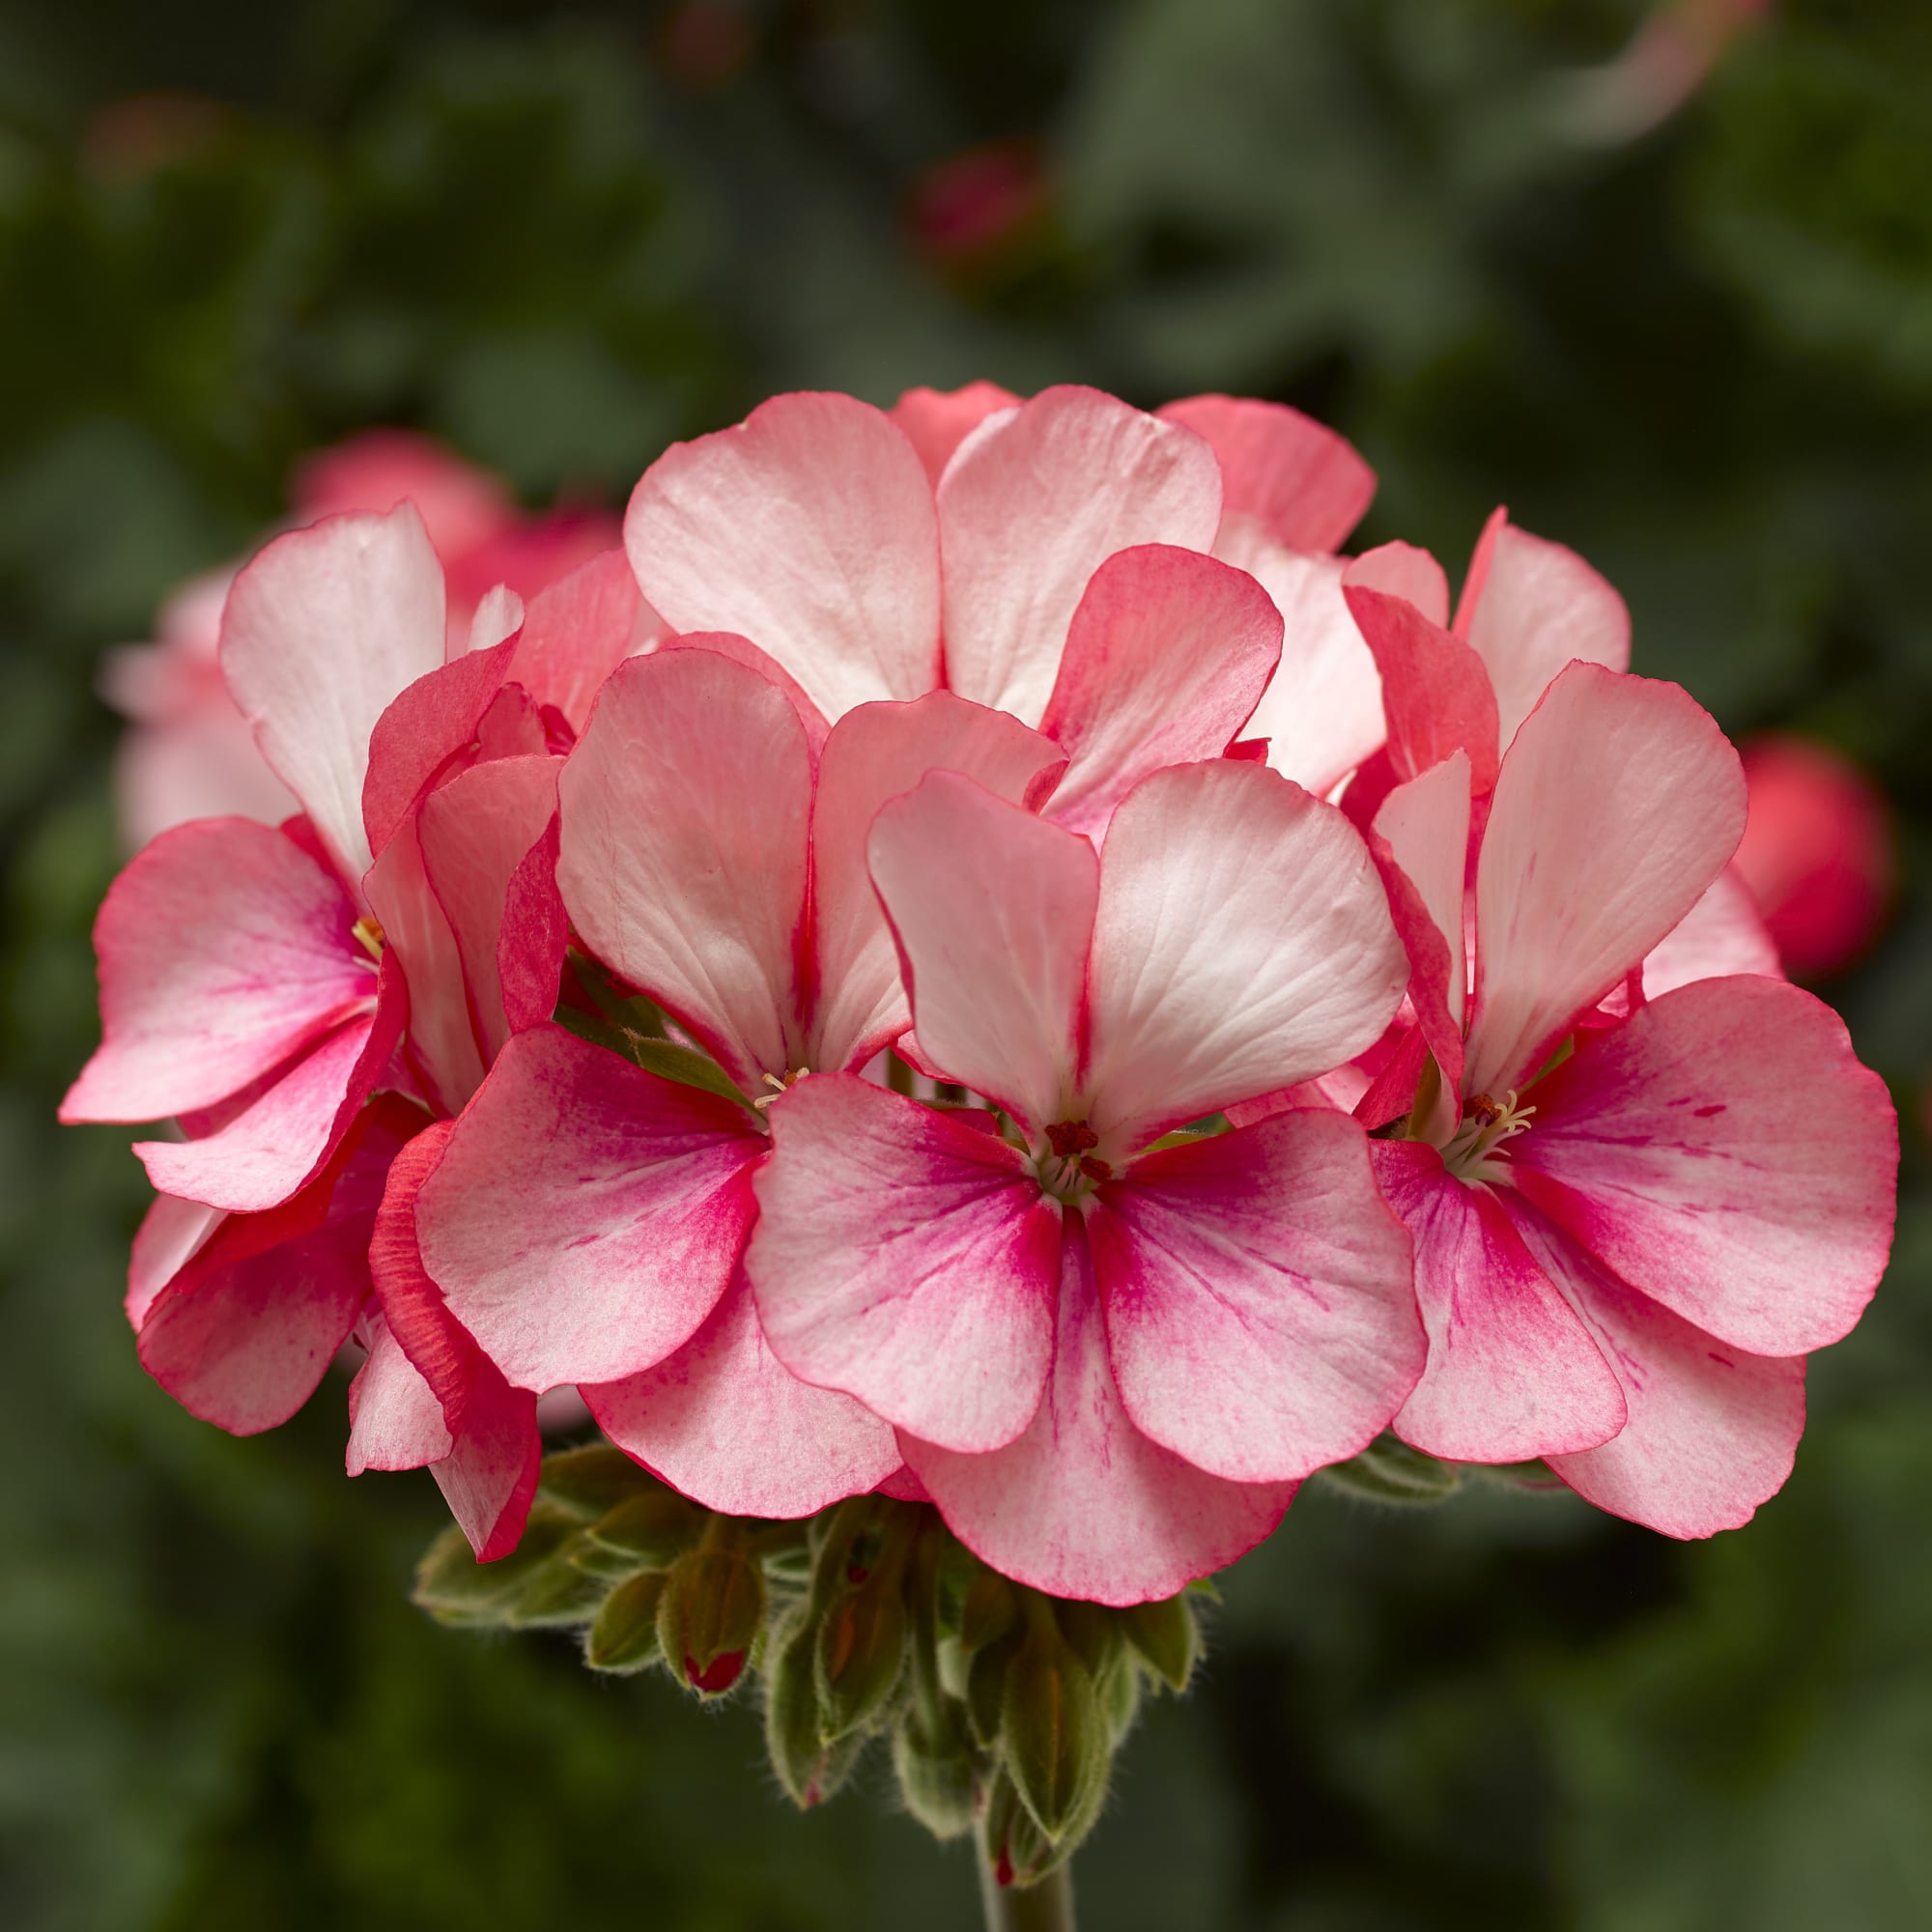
975;1821;1076;1932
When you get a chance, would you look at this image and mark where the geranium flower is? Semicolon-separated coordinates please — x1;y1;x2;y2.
414;645;1069;1520
747;759;1420;1605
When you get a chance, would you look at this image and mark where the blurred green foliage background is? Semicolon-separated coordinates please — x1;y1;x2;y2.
3;2;1930;1926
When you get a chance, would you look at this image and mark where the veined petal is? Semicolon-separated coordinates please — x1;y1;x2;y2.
624;391;941;722
905;1214;1298;1606
939;386;1222;724
417;1025;765;1391
891;382;1022;484
63;817;373;1123
868;772;1096;1134
1372;1141;1625;1463
1037;545;1282;838
587;1272;901;1520
361;641;517;860
1344;577;1500;793
347;1315;452;1470
1466;664;1747;1098
809;694;1063;1072
220;506;446;891
1084;761;1406;1149
1642;866;1781;998
1513;1207;1806;1539
1093;1110;1420;1483
749;1076;1060;1454
558;649;811;1091
1157;394;1374;553
1510;976;1895;1356
506;548;662;736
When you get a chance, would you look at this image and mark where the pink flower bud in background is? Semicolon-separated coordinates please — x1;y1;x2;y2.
906;140;1049;281
1732;732;1895;980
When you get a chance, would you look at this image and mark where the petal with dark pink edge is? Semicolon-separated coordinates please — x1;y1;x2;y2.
867;773;1095;1133
624;392;941;722
1371;752;1472;1093
657;631;832;756
809;694;1063;1072
418;754;560;1065
1349;540;1453;626
347;1316;452;1470
136;1099;412;1434
1456;512;1631;747
904;1215;1298;1607
1037;545;1283;838
220;506;446;890
362;639;517;860
1509;976;1895;1356
1084;761;1406;1150
366;820;483;1117
558;649;810;1091
417;1024;765;1391
939;386;1222;724
506;548;661;736
1465;664;1747;1099
891;382;1022;484
1371;1141;1624;1463
497;813;568;1038
128;1192;220;1328
137;952;406;1214
63;817;373;1123
1642;867;1781;998
1212;537;1384;797
589;1272;900;1519
1343;578;1500;794
1157;395;1374;554
1094;1109;1420;1483
749;1076;1060;1454
1512;1207;1806;1539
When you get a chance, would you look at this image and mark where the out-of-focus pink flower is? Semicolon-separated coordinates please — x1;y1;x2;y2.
1560;0;1773;146
907;140;1050;275
748;760;1418;1605
1732;733;1895;980
105;432;621;851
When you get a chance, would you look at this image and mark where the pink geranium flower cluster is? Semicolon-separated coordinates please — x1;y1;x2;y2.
65;384;1897;1605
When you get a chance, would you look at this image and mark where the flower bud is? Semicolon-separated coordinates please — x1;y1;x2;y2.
959;1566;1019;1653
1000;1615;1109;1842
814;1582;909;1743
764;1616;866;1809
1321;1434;1463;1504
413;1515;573;1628
506;1534;612;1630
966;1625;1024;1749
584;1571;668;1673
535;1444;657;1520
1119;1593;1199;1692
584;1489;706;1572
979;1766;1056;1889
891;1702;980;1840
657;1546;766;1697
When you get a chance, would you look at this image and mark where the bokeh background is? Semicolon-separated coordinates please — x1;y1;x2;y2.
4;2;1929;1926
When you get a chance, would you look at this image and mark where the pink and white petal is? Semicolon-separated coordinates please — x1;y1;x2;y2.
347;1315;452;1470
1343;581;1500;794
416;1024;765;1391
1212;536;1385;797
1510;976;1895;1356
1642;866;1782;998
657;631;832;757
1511;1207;1807;1539
220;506;447;890
749;1076;1060;1454
135;1099;412;1434
891;382;1022;485
63;817;373;1123
417;754;560;1065
808;694;1064;1072
1372;752;1472;1090
1457;514;1632;747
1371;1141;1625;1463
1084;762;1406;1149
128;1191;221;1328
507;548;662;736
558;649;811;1090
624;392;941;721
904;1215;1298;1607
939;386;1223;724
1093;1109;1420;1483
497;814;568;1038
867;773;1096;1132
875;1464;932;1503
361;639;517;861
430;1383;543;1562
588;1272;901;1519
137;955;406;1213
1157;394;1375;554
114;707;299;850
366;819;484;1116
1348;541;1452;627
1037;544;1283;838
1466;664;1747;1098
462;584;525;658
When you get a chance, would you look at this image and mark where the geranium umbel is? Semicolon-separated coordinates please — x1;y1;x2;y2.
64;384;1897;1914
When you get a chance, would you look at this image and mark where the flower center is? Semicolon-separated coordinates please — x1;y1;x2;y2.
753;1066;811;1112
352;915;385;965
1440;1089;1536;1184
1033;1119;1112;1204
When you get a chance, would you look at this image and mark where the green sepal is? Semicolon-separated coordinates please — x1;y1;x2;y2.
814;1584;909;1744
570;1540;651;1583
1464;1458;1564;1492
584;1571;668;1673
536;1445;658;1520
1118;1593;1199;1692
1103;1651;1143;1743
1000;1622;1109;1842
1052;1598;1124;1681
959;1566;1019;1653
554;1004;749;1108
892;1701;981;1840
657;1546;766;1698
765;1616;866;1809
506;1535;611;1629
585;1490;706;1570
967;1625;1024;1748
1320;1434;1463;1504
412;1508;575;1627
